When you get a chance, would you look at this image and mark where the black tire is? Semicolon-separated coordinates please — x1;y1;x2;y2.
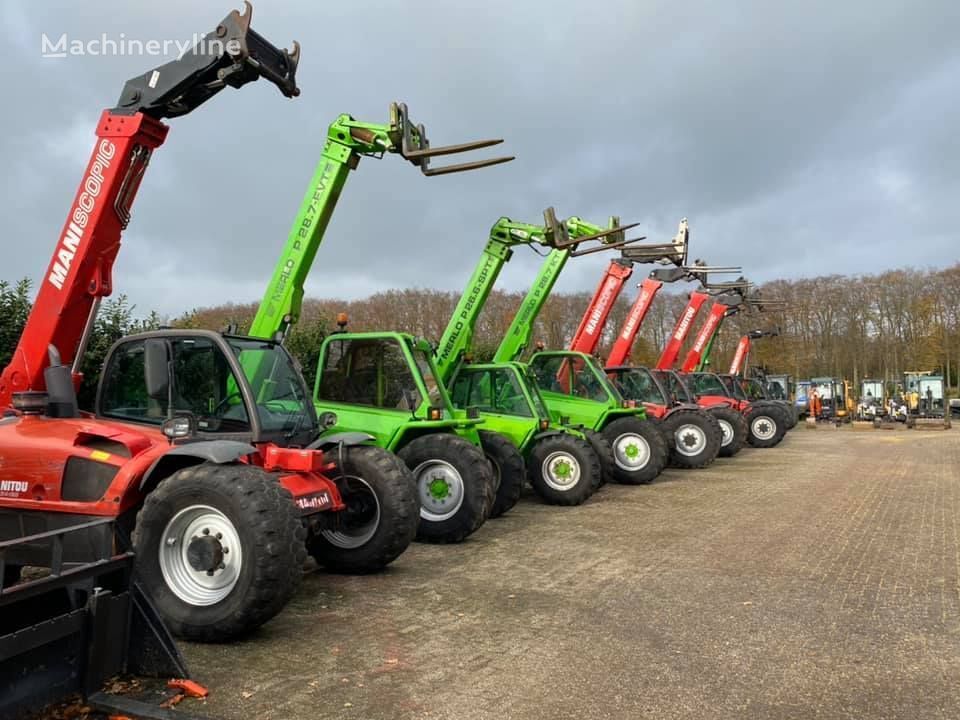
398;434;494;543
479;430;525;518
708;406;747;457
133;463;305;642
779;402;798;430
528;434;600;506
745;405;788;448
583;429;614;488
600;416;668;485
308;445;418;574
3;564;21;587
662;409;722;469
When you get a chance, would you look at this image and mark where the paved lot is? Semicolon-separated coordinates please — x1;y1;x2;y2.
186;427;960;720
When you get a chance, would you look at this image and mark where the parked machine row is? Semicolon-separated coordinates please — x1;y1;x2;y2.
0;5;801;714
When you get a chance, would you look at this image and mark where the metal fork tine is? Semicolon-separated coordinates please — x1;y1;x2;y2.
563;222;643;246
405;138;506;159
422;156;516;176
570;235;648;256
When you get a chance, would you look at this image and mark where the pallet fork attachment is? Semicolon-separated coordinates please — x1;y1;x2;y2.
346;102;514;175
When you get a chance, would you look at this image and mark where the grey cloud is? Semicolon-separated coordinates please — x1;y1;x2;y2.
2;0;957;319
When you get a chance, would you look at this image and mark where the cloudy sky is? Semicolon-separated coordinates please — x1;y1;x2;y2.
3;1;958;318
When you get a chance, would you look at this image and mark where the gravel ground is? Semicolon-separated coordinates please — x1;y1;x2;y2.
183;425;960;720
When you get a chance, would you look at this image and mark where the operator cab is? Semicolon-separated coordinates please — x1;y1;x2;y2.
606;367;670;406
96;330;318;447
316;333;449;418
450;363;550;423
530;352;626;406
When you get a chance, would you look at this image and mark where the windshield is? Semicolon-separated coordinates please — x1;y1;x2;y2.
524;368;552;420
530;354;616;403
720;376;748;400
229;338;316;436
743;379;768;400
690;372;729;397
451;366;534;418
613;368;667;405
767;378;787;399
317;337;435;413
414;349;447;408
654;370;694;403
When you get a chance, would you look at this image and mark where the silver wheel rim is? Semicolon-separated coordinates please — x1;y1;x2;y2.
674;423;707;457
751;415;777;440
321;475;380;549
159;504;243;607
413;459;465;522
541;451;581;491
717;419;734;447
612;432;651;471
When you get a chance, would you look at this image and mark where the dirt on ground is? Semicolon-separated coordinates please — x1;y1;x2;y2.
183;426;960;720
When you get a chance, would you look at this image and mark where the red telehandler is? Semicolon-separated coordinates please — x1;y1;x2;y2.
0;4;418;654
567;228;753;460
566;221;741;468
727;328;800;429
679;290;793;447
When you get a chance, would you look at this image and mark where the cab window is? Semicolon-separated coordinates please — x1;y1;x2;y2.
317;338;423;411
451;368;532;418
613;369;665;404
100;337;251;432
530;355;609;402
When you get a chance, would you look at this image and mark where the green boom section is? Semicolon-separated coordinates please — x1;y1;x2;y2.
434;217;566;385
493;217;611;363
250;103;513;340
249;145;352;338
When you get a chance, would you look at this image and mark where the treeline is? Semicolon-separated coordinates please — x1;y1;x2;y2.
2;263;959;400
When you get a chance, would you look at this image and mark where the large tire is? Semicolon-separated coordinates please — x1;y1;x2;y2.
662;409;722;469
583;429;614;488
479;430;525;519
778;402;798;430
308;445;418;574
745;405;788;448
528;434;601;506
133;463;305;642
708;406;747;457
3;564;21;587
398;434;494;543
600;416;668;485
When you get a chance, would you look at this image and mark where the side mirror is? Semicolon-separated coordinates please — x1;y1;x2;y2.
144;339;170;401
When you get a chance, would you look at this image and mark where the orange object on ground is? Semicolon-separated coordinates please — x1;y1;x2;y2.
167;679;210;698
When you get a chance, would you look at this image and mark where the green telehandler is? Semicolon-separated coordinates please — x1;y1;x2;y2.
486;214;670;484
249;102;518;544
436;209;668;490
435;210;646;506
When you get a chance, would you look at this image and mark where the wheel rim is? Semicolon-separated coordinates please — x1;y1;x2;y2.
674;423;707;457
413;459;465;522
751;415;777;440
159;504;243;607
611;432;651;471
321;475;381;549
541;450;581;491
717;419;734;447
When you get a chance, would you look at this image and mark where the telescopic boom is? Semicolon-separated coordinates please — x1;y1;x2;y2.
0;3;299;407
